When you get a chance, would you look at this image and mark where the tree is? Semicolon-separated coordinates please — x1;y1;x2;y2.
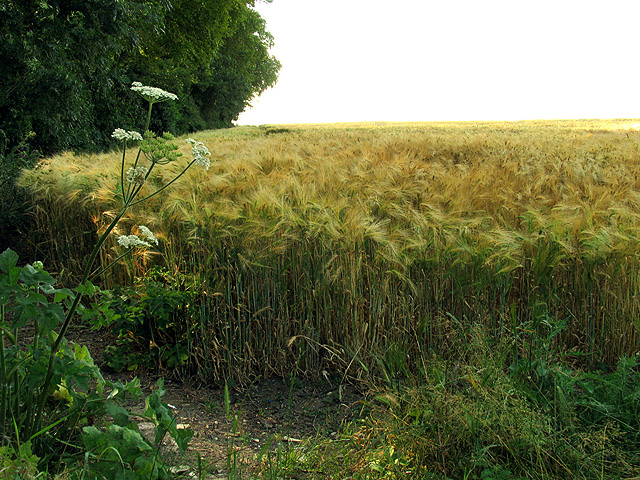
0;0;280;155
0;0;143;154
191;3;281;128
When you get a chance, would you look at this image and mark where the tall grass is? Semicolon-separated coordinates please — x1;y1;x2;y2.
19;120;640;381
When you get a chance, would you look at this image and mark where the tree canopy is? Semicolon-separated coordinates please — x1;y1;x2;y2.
0;0;280;155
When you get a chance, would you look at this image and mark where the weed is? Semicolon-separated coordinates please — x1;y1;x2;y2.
1;81;208;477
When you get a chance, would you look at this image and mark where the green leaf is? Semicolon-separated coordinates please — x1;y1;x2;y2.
19;264;55;287
133;455;159;478
4;266;22;286
52;288;74;303
107;377;143;401
122;426;152;452
106;402;132;427
81;425;103;449
0;280;18;304
174;425;194;452
0;249;18;273
75;281;99;296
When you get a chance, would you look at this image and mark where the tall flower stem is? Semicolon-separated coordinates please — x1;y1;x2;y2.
31;81;207;441
145;102;153;136
120;142;127;203
32;205;129;437
126;102;154;202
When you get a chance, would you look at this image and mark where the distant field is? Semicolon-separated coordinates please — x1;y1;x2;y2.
21;119;640;380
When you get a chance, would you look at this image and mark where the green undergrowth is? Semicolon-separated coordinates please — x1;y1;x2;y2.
0;249;194;479
3;251;640;478
250;333;640;479
81;268;640;478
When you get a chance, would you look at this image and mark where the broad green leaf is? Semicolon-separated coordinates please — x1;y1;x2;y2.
19;264;55;287
7;266;21;286
52;288;74;303
81;425;103;448
122;426;152;452
0;249;18;273
106;402;132;427
174;425;194;452
75;281;99;296
133;455;157;478
107;377;143;401
0;281;18;305
74;344;93;363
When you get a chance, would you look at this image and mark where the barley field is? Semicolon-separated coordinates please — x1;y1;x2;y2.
20;120;640;382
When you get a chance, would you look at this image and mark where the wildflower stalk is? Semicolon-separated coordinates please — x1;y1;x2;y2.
120;141;127;203
88;248;137;281
31;81;208;439
32;205;128;437
0;319;6;434
145;102;153;139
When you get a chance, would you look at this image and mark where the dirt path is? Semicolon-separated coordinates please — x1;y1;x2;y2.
67;324;367;478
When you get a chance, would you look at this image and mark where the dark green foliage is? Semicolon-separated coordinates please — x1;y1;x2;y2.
96;268;200;373
0;249;192;475
192;4;281;128
0;248;105;464
0;130;40;256
344;351;640;478
0;0;142;155
0;0;280;156
561;356;640;449
80;379;193;479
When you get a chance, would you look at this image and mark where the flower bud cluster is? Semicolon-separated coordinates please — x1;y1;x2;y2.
116;225;159;249
125;166;148;185
117;235;151;249
138;225;158;245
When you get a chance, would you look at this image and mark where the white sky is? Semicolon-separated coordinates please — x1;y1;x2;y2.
237;0;640;125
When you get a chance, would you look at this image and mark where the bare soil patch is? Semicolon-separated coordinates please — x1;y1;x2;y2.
66;323;368;478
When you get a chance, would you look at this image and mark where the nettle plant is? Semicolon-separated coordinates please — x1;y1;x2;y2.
0;82;209;476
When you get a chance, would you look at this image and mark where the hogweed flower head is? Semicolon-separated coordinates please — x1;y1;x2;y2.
117;234;151;249
112;128;127;141
116;225;159;249
112;129;143;142
186;138;211;170
131;81;178;103
125;166;148;185
138;225;158;245
32;261;44;271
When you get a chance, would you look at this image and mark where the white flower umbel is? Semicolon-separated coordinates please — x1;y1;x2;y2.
117;234;151;249
128;131;143;141
138;225;159;245
112;128;128;140
112;129;143;141
186;138;211;170
131;81;178;103
125;166;148;185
